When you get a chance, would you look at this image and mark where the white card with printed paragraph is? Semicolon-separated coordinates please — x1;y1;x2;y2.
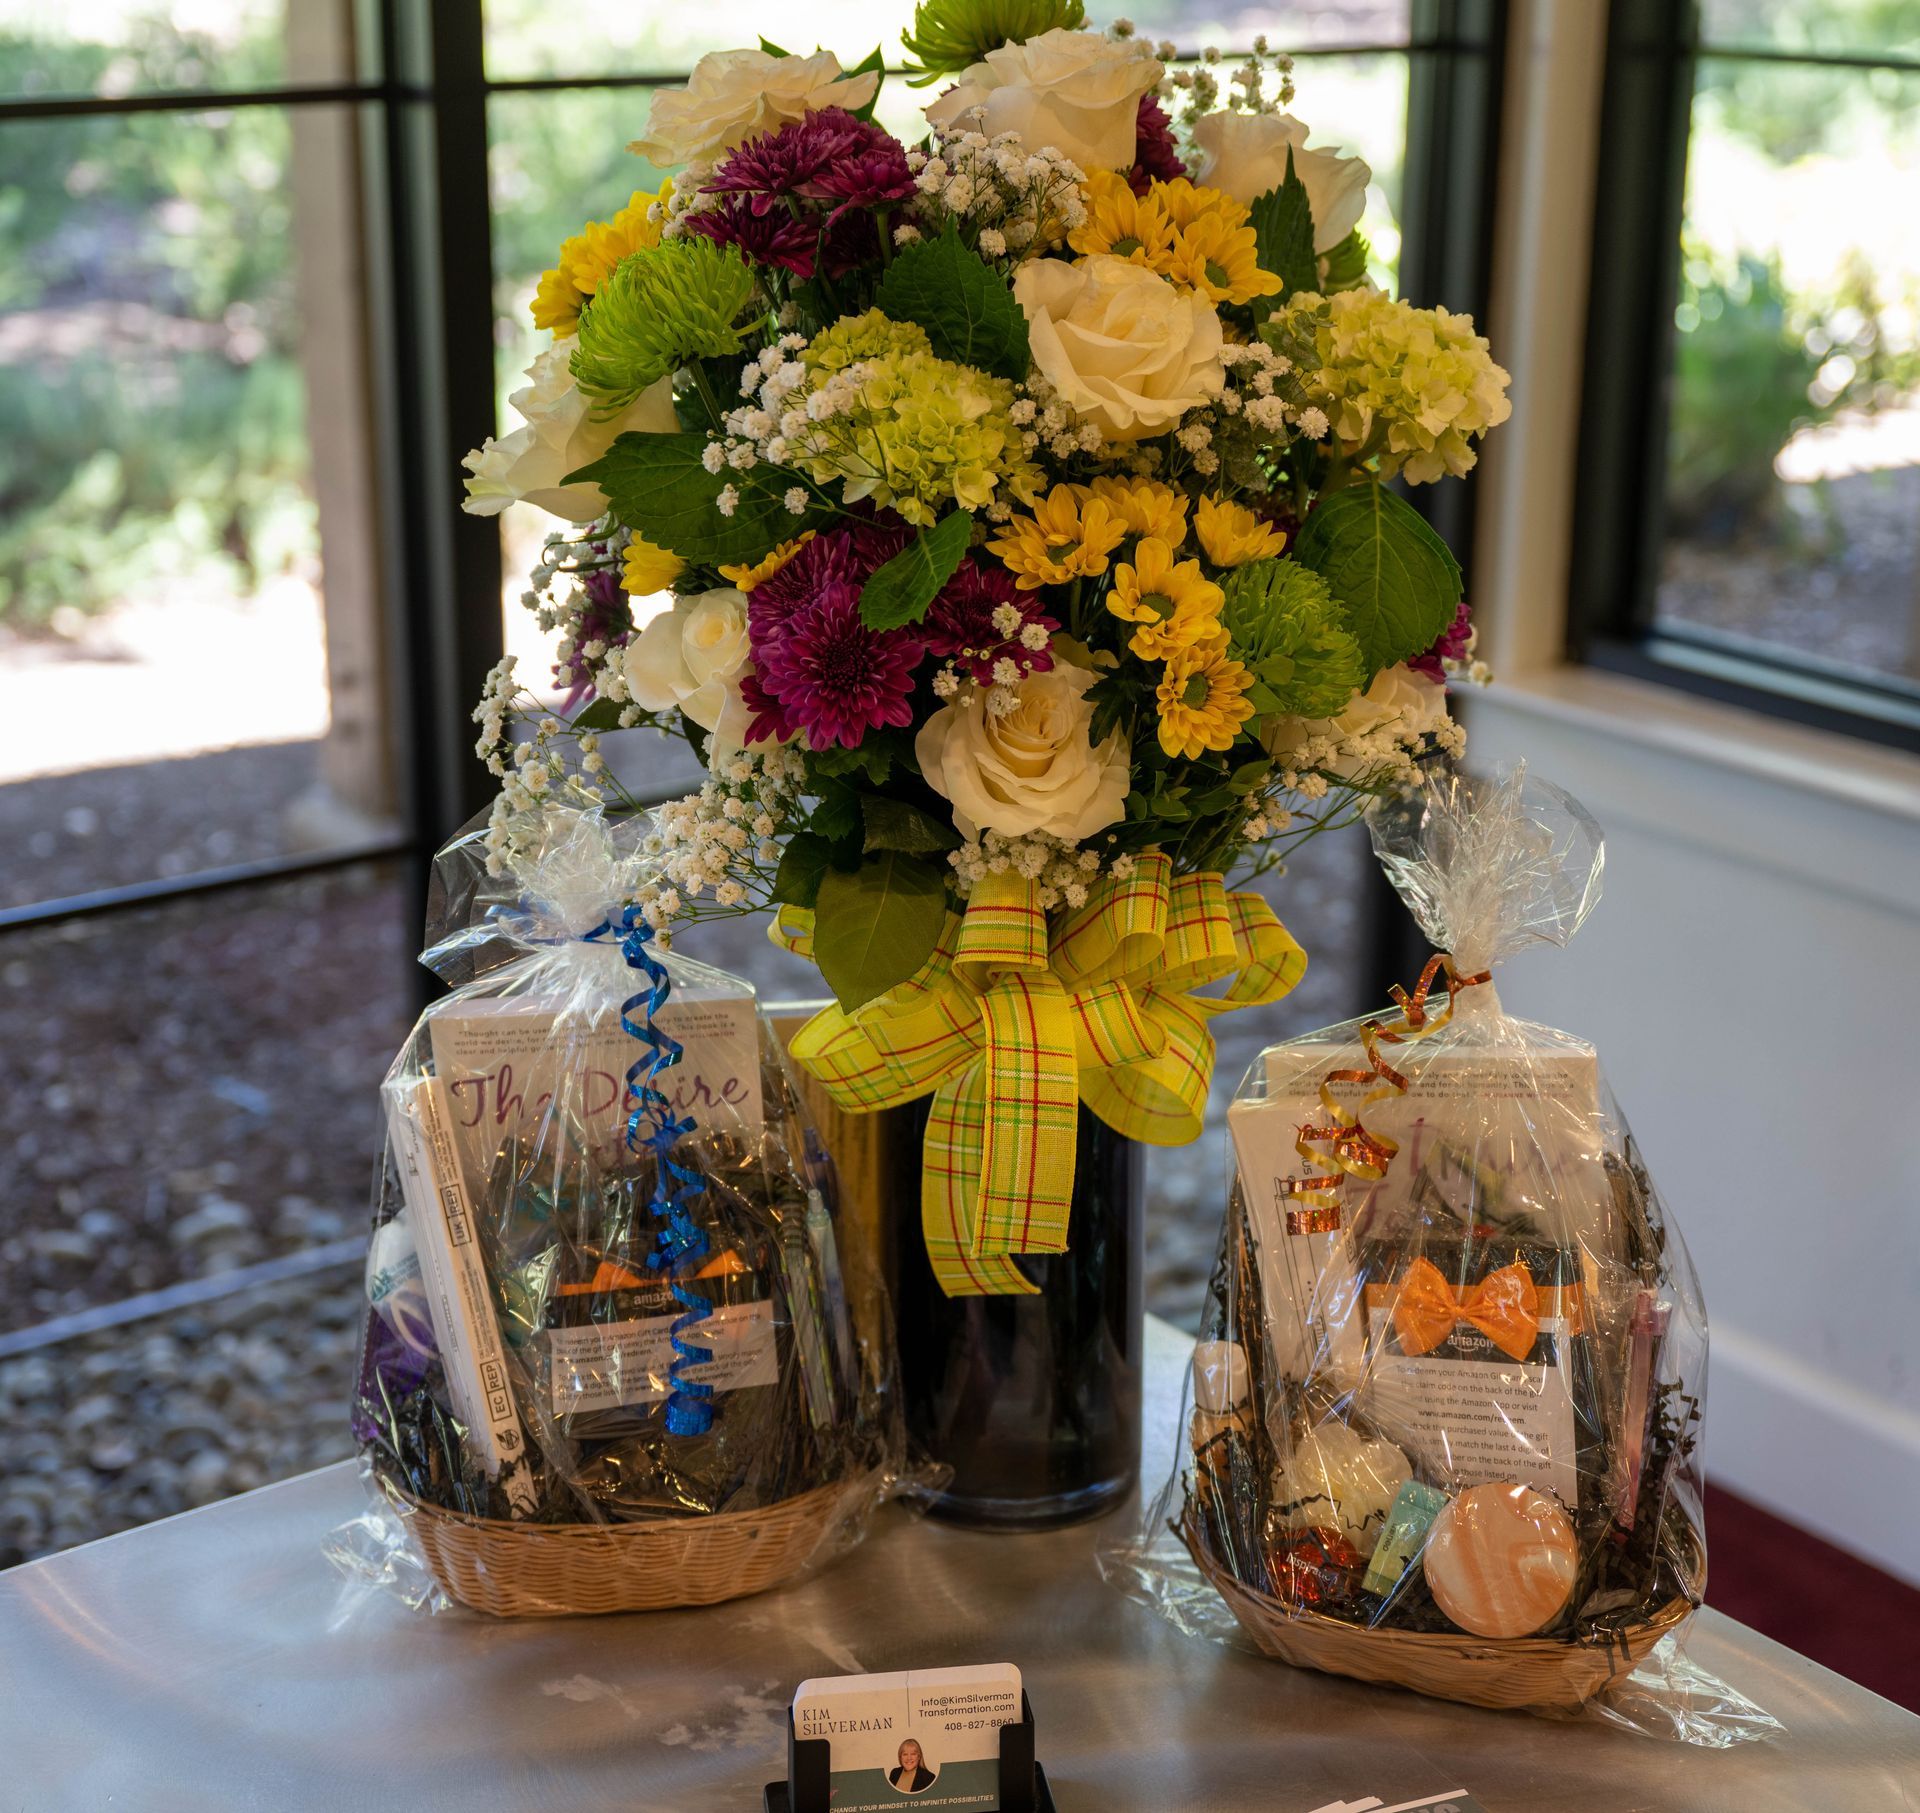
425;988;763;1193
792;1664;1022;1810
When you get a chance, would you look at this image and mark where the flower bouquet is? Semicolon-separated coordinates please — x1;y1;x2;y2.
465;2;1509;1304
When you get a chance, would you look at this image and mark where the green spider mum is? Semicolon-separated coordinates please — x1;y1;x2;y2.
570;238;753;414
1221;558;1367;721
901;0;1087;83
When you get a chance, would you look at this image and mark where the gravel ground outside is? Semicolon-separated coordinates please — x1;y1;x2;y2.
0;735;1372;1563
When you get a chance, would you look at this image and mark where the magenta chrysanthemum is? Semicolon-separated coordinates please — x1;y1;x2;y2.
747;526;922;748
1409;599;1472;681
706;108;915;210
682;196;819;277
1129;95;1188;196
922;558;1057;686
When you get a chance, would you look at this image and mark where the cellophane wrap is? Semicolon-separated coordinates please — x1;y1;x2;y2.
325;808;919;1613
1106;768;1780;1743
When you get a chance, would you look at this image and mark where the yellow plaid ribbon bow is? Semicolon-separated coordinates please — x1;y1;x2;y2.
771;853;1307;1296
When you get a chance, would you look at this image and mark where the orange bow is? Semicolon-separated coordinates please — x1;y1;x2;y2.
1390;1257;1540;1362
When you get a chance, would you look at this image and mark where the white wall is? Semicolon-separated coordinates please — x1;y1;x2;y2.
1463;3;1920;1582
1462;680;1920;1583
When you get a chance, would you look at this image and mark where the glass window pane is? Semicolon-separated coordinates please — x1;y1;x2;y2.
1655;57;1920;691
1123;1;1409;50
1699;0;1920;60
481;0;1408;83
484;0;912;83
0;862;413;1558
0;2;362;102
0;102;402;910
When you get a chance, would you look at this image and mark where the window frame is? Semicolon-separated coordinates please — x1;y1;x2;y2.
1570;0;1920;753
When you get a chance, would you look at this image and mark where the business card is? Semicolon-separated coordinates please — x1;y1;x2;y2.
792;1664;1021;1810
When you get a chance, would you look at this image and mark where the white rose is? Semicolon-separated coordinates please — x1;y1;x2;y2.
707;665;790;760
628;48;881;168
461;338;675;523
1014;256;1224;442
923;29;1163;172
915;661;1129;841
1189;113;1371;253
621;588;750;729
1264;664;1449;778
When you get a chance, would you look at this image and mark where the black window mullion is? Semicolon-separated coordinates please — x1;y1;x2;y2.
1568;0;1699;668
377;0;504;920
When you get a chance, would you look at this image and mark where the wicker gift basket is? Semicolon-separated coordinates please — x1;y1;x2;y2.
325;809;916;1617
1107;771;1761;1738
394;1467;885;1618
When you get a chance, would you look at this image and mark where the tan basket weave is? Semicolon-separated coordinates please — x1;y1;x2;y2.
397;1469;882;1617
1184;1512;1703;1712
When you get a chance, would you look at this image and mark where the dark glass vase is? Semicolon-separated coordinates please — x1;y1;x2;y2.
890;1100;1145;1530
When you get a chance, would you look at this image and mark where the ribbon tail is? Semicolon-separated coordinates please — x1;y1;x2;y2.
922;1068;1038;1297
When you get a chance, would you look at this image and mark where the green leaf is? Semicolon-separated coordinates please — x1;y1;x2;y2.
844;43;886;119
570;696;625;732
758;36;789;55
1293;482;1463;672
809;731;906;787
812;851;950;1013
862;794;961;857
809;779;862;847
1249;147;1318;303
568;431;825;566
876;224;1029;380
1229;759;1272;793
859;509;973;630
772;833;832;910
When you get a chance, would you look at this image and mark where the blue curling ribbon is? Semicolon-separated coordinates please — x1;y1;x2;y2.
582;907;716;1437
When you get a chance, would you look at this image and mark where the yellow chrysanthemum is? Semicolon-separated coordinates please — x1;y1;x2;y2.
1106;537;1226;660
1152;177;1249;234
1068;169;1176;272
718;532;815;592
988;486;1129;591
1157;643;1256;759
1195;495;1287;567
530;182;672;333
621;536;685;596
1074;475;1190;547
1169;212;1282;307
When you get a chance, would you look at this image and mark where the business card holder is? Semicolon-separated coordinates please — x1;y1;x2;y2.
764;1690;1056;1812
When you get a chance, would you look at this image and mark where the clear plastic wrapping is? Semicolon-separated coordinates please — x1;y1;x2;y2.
1108;767;1780;1742
326;808;919;1614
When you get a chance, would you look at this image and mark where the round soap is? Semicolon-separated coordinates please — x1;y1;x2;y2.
1424;1482;1577;1639
1192;1340;1250;1416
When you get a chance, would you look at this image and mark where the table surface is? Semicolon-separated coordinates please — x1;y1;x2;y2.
3;1318;1916;1813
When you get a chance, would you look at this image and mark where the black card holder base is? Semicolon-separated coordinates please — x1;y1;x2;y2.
765;1691;1055;1813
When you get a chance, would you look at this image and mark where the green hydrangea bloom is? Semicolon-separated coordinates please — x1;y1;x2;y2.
1222;558;1366;720
571;238;753;414
901;0;1086;82
1263;289;1513;484
790;320;1041;525
804;309;932;378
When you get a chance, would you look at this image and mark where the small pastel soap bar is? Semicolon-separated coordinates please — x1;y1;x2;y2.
1192;1340;1250;1415
1424;1481;1578;1639
1360;1478;1450;1597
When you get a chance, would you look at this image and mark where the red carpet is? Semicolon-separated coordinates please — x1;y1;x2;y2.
1705;1484;1920;1713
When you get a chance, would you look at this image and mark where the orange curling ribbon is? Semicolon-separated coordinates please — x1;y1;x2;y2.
1277;954;1491;1235
1390;1256;1540;1362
